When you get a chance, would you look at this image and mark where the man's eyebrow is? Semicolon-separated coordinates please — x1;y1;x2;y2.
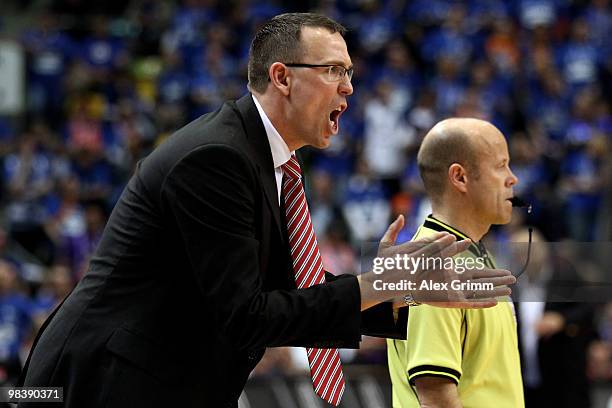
322;60;353;68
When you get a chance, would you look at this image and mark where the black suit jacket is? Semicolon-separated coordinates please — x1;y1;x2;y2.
19;94;406;408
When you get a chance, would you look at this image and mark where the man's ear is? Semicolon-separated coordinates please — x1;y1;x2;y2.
448;163;468;193
268;62;291;96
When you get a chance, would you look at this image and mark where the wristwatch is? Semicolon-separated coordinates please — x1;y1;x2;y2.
403;293;421;307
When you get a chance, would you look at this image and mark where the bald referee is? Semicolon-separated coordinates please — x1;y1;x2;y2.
387;118;524;407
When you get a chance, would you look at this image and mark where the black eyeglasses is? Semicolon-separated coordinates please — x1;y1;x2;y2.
285;63;354;82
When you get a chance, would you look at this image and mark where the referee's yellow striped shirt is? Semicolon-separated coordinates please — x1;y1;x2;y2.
387;215;524;408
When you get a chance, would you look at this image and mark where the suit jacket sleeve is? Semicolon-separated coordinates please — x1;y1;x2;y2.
360;302;408;339
161;144;362;351
323;272;408;340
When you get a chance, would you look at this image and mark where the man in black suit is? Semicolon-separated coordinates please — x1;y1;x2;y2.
513;229;596;408
19;13;515;408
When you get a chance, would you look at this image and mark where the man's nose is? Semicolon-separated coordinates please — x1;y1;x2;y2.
507;169;518;187
339;78;353;96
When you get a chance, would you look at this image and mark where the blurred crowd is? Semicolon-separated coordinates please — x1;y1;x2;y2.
0;0;611;404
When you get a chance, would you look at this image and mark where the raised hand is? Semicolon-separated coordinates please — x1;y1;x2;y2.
359;215;515;310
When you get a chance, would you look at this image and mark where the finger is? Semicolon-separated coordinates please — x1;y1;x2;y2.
439;239;471;259
410;234;458;259
458;299;499;309
424;299;498;309
468;286;512;299
393;231;449;252
471;268;515;280
469;276;516;288
389;232;452;258
380;215;405;247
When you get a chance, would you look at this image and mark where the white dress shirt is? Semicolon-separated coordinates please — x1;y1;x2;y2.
252;95;293;205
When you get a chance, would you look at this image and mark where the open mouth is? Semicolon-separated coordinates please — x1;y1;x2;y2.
328;105;346;135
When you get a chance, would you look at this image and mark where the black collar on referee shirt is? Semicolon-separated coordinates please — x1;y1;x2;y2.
423;214;494;267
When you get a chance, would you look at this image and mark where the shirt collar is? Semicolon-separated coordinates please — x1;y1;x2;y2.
252;94;293;168
423;214;483;258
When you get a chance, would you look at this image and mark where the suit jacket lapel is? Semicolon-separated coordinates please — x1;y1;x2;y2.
235;94;285;244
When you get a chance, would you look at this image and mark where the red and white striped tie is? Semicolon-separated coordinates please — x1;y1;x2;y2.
281;155;345;406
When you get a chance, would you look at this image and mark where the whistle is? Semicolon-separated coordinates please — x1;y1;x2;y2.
510;196;532;214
